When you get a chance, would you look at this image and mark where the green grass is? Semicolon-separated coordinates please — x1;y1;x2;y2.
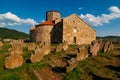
64;67;83;80
0;43;11;53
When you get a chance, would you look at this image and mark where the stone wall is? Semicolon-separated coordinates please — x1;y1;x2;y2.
30;29;35;42
35;25;54;44
63;14;96;44
51;21;63;43
46;11;61;23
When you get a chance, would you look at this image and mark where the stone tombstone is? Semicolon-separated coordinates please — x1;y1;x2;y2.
55;44;63;52
98;39;104;51
89;40;100;57
55;42;69;52
28;43;36;51
103;41;113;53
0;41;3;50
30;46;45;63
5;54;23;69
66;58;78;73
76;47;88;61
42;46;51;55
62;41;69;51
8;40;24;55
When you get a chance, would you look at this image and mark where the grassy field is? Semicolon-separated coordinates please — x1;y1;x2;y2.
0;42;120;80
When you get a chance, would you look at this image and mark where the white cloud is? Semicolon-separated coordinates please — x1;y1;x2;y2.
80;6;120;26
78;7;83;10
0;22;6;27
0;12;38;27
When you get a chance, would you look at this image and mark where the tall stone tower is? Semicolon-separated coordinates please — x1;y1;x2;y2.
46;10;61;23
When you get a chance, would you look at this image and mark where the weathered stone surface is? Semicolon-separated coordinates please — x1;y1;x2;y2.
30;47;44;63
8;47;23;56
42;46;51;55
89;40;100;57
66;58;78;73
55;42;69;52
8;39;24;55
62;41;69;51
55;44;63;52
5;54;23;69
76;47;88;61
0;41;3;50
103;41;113;53
28;43;36;51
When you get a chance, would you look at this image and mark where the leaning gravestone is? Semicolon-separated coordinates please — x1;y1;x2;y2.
62;41;69;51
5;54;23;69
42;46;51;55
55;44;63;52
89;40;100;57
103;41;113;53
66;58;78;73
76;47;88;61
30;46;45;63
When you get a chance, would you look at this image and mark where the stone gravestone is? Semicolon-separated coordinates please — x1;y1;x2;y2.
89;40;100;57
5;54;23;69
62;41;69;51
103;41;113;53
8;40;24;55
42;46;51;55
55;42;69;52
27;43;36;51
66;58;78;73
0;41;3;50
30;46;45;63
55;44;63;52
76;47;88;61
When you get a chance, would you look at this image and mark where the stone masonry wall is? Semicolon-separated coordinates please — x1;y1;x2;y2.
35;25;54;44
46;11;61;23
30;29;35;42
63;14;96;44
51;21;63;43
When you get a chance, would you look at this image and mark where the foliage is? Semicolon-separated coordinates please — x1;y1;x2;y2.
0;28;29;39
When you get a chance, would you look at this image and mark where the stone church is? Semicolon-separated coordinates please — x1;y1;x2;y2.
30;10;96;44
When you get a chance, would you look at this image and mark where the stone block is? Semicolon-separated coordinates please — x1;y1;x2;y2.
66;58;78;73
62;41;69;51
76;47;88;61
30;46;44;63
28;43;36;51
0;41;3;50
89;40;100;57
103;41;113;53
55;44;63;52
5;54;23;69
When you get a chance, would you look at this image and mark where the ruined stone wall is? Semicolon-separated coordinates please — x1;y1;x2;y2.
63;14;96;44
34;25;54;44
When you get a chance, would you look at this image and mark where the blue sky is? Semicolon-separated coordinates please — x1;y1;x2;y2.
0;0;120;36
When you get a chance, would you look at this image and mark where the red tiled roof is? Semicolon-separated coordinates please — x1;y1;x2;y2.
40;20;54;25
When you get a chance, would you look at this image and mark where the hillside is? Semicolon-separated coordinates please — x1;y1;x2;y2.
0;28;29;39
97;36;120;41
